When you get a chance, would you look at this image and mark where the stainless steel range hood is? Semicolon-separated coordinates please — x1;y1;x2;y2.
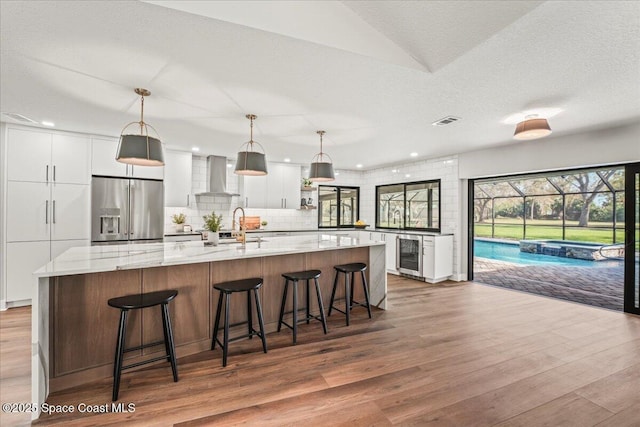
195;155;240;196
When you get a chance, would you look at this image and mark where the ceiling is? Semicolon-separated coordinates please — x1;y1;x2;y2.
1;1;639;170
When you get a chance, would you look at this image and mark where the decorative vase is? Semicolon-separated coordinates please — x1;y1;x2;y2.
175;224;184;232
207;231;219;245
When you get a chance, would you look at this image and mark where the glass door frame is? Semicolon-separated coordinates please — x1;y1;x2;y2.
624;162;640;315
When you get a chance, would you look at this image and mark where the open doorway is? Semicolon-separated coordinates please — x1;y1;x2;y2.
470;166;629;311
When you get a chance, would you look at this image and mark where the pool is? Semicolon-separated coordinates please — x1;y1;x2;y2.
474;239;624;267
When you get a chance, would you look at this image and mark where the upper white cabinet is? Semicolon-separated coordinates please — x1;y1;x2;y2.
243;163;301;209
91;136;164;179
164;150;192;207
7;128;90;184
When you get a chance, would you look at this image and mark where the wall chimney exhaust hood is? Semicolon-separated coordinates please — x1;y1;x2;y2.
196;155;240;196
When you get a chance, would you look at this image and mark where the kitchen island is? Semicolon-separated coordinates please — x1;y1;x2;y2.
30;234;386;420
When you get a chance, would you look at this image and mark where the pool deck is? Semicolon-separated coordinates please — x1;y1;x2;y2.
474;257;624;311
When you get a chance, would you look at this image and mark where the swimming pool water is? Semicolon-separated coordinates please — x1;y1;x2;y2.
474;239;624;268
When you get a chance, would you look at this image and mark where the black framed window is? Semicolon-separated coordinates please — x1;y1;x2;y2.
318;186;360;228
376;180;441;231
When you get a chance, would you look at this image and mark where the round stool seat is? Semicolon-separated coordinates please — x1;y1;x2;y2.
214;278;262;293
282;269;321;281
334;263;367;273
108;290;178;310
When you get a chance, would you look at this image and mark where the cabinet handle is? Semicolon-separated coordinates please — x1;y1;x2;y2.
53;165;56;182
284;198;287;208
46;165;49;182
53;200;56;224
187;194;189;206
245;197;248;207
45;200;49;224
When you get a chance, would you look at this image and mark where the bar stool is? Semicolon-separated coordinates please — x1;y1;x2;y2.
107;289;179;401
211;278;267;367
278;269;328;344
328;263;372;326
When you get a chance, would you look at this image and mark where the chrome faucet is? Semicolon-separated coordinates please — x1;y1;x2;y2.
232;206;247;247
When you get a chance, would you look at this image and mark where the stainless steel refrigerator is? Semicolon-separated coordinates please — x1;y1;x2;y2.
91;176;164;244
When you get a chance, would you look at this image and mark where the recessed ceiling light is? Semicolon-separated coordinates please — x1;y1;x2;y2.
405;174;411;178
226;163;233;168
391;169;398;173
41;121;55;127
284;158;291;162
356;164;363;168
192;147;200;152
410;152;418;157
335;171;340;176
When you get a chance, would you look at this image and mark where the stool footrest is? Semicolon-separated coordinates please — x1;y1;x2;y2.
213;329;263;348
123;340;165;353
122;355;170;371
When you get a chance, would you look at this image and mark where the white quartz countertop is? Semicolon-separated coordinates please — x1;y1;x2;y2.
34;234;384;278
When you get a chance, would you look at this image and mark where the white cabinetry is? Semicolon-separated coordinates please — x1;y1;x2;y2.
7;128;90;184
242;163;300;209
367;232;398;274
164;150;192;207
4;126;92;305
423;235;453;283
91;136;164;179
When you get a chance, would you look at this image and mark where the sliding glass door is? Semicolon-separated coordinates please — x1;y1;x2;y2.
624;163;640;314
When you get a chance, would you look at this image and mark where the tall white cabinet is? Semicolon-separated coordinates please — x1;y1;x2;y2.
4;127;91;305
164;150;192;207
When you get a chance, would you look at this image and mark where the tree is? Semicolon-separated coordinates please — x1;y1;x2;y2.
569;171;615;227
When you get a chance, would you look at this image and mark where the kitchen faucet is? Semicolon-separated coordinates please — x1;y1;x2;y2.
232;206;247;248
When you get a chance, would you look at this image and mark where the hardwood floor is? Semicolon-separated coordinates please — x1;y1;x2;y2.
1;276;639;426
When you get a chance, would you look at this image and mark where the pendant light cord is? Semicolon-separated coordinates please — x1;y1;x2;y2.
139;93;145;134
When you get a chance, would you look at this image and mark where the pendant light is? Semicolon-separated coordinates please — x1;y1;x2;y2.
235;114;268;176
309;130;335;182
116;88;164;166
513;115;552;140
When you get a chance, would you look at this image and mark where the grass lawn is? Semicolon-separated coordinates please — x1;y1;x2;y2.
474;222;624;244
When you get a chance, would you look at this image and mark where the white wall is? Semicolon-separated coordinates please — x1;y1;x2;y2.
0;122;7;307
459;120;640;179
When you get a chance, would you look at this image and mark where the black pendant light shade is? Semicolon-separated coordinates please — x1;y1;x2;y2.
309;130;335;182
309;161;335;182
235;114;268;176
116;88;164;166
116;134;164;166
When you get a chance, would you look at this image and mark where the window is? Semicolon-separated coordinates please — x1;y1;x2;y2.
318;186;360;228
376;180;441;231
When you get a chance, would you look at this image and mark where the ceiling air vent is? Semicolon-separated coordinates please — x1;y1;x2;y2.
432;116;460;126
2;112;38;123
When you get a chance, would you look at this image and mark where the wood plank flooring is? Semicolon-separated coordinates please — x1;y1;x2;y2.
1;276;639;426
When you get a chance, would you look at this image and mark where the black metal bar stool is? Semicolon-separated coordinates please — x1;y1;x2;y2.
278;269;328;344
328;263;372;326
211;278;267;367
107;289;179;401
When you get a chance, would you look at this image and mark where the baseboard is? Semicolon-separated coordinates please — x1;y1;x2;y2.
0;299;6;311
451;273;467;282
6;299;31;309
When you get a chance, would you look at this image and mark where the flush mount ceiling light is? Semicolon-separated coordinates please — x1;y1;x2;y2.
309;130;335;182
513;115;552;140
116;88;164;166
235;114;268;176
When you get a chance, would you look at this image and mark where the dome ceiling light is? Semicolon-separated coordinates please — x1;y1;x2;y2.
234;114;268;176
309;130;335;182
116;88;164;166
513;114;552;140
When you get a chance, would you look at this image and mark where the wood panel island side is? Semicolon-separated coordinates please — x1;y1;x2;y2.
31;234;386;420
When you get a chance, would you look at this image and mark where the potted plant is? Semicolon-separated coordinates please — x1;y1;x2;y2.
172;213;186;232
301;177;313;189
202;211;223;245
261;220;268;229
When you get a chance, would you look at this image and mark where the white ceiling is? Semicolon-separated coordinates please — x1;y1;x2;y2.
1;1;639;170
